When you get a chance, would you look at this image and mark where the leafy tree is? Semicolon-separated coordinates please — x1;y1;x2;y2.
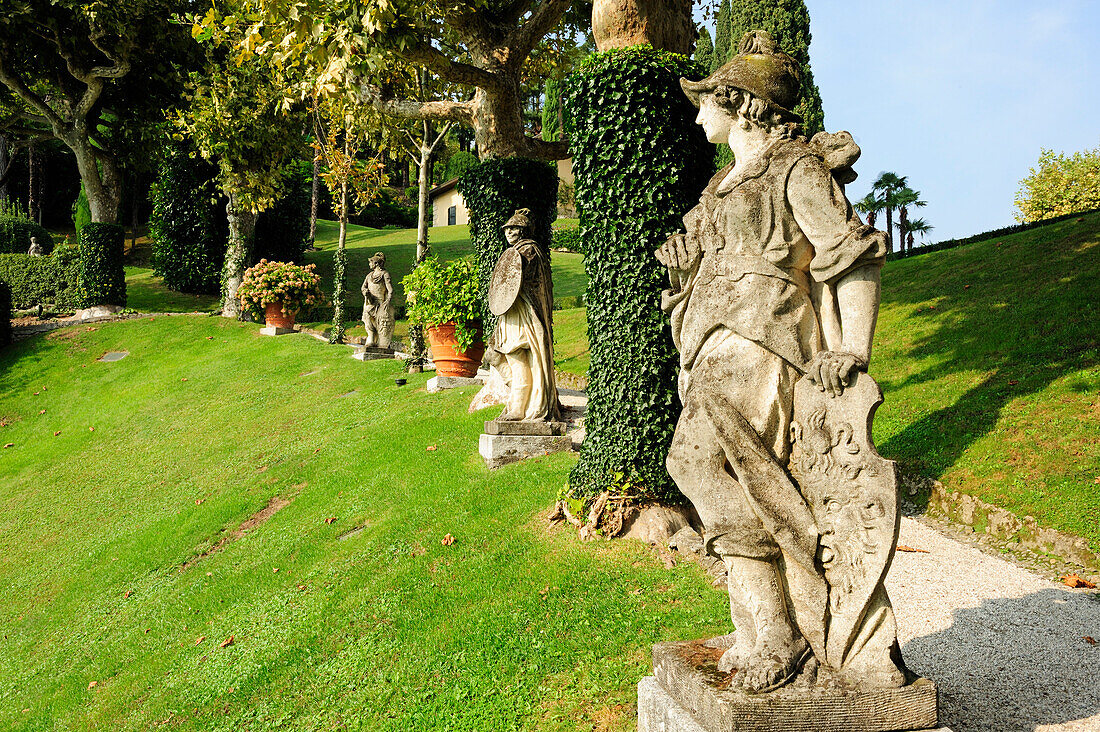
1015;145;1100;223
872;172;907;253
904;217;933;251
892;186;926;256
854;191;883;228
0;0;196;223
542;77;564;143
713;0;733;72
725;0;825;135
694;26;715;73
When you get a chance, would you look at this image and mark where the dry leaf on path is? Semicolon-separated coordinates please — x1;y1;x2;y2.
219;636;234;648
1062;574;1097;589
441;534;455;546
896;545;930;553
1085;636;1097;646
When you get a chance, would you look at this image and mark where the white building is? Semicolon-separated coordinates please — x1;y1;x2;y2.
429;159;574;227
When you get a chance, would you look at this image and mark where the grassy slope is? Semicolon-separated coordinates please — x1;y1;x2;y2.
0;317;724;731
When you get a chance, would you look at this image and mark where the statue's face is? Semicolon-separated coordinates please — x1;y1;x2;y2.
504;226;522;246
370;258;382;270
696;94;732;145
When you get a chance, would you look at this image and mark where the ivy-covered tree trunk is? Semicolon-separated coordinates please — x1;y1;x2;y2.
309;153;320;245
69;135;123;224
564;47;712;502
330;181;348;343
222;192;258;318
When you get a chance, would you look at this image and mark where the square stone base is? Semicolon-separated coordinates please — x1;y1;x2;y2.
478;432;572;468
647;640;940;732
260;325;295;336
483;419;567;436
427;375;484;392
353;346;396;361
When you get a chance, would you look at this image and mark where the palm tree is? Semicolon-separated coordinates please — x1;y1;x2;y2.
893;186;927;255
905;217;934;252
854;192;884;228
872;172;907;252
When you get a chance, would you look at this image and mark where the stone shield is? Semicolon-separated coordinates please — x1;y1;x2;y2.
488;247;524;316
788;371;900;673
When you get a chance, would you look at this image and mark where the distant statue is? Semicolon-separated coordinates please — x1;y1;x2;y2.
27;236;45;257
487;208;561;421
361;252;395;349
657;31;907;693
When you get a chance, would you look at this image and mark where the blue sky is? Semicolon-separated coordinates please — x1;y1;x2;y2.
698;1;1100;241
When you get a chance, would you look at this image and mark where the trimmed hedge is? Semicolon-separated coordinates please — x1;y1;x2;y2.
457;158;558;326
150;143;227;295
0;215;53;255
0;278;11;347
255;161;312;264
551;225;583;253
564;45;712;501
78;223;126;307
0;249;83;309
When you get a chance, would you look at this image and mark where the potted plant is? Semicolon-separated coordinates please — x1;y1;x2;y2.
402;256;485;377
237;259;325;329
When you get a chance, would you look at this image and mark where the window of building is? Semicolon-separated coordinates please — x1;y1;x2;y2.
448;205;457;226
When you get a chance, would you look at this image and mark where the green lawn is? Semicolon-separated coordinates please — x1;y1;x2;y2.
0;317;725;730
124;267;220;314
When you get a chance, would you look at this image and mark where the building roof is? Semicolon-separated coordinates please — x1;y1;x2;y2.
428;177;461;201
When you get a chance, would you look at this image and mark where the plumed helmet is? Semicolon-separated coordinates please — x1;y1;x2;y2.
369;251;386;267
680;30;803;120
503;208;532;230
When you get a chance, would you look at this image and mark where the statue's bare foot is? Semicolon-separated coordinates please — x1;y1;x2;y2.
498;409;523;421
717;635;752;673
731;637;809;693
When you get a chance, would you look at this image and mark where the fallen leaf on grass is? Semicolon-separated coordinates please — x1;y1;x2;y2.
296;584;307;591
272;568;279;573
53;431;61;437
195;499;204;505
1094;476;1100;485
1062;574;1097;589
1008;380;1019;386
88;426;94;432
195;636;206;646
39;410;45;415
441;534;455;546
539;586;550;597
896;545;930;553
181;378;188;382
87;681;97;689
206;336;213;340
219;636;234;648
1085;636;1096;645
3;443;13;449
144;628;151;634
124;590;132;599
324;517;336;524
426;445;438;451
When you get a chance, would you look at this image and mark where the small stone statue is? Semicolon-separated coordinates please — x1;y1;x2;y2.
361;252;395;349
656;31;908;694
487;208;560;422
27;236;45;257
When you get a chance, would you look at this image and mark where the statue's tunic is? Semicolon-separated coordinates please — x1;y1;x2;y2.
493;239;559;421
662;138;887;662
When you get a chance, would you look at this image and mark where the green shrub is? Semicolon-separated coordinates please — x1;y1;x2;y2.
445;150;478;181
72;183;92;235
353;189;417;229
255;161;312;264
0;278;11;347
551;225;583;253
456;158;558;326
0;248;83;309
402;256;483;350
78;223;126;307
150;143;228;295
0;215;53;256
563;45;712;501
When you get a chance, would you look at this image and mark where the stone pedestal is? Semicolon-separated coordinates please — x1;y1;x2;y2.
641;640;942;732
479;419;571;468
260;325;295;336
353;345;396;361
427;374;484;392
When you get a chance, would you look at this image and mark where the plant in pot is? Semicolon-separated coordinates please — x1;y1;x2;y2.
237;259;325;329
402;256;485;377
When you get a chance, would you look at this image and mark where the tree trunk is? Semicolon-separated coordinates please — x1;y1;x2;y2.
222;192;259;318
884;206;894;253
416;123;432;264
309;153;320;246
471;80;540;160
27;143;39;222
69;135;122;224
0;135;9;202
331;180;348;343
131;174;141;249
897;207;909;256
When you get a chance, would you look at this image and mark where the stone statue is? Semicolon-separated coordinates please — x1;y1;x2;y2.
27;236;44;256
487;208;561;422
656;31;907;694
361;252;395;349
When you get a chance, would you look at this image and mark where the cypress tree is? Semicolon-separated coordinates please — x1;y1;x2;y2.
712;0;733;71
694;26;714;74
726;0;825;135
541;77;563;142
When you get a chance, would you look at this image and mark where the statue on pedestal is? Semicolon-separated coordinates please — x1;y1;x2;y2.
361;252;395;349
487;208;561;422
27;236;45;256
656;31;909;695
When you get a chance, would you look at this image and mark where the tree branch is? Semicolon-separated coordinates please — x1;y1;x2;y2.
0;55;64;131
505;0;573;63
357;82;474;124
400;42;500;90
518;134;569;161
429;122;453;155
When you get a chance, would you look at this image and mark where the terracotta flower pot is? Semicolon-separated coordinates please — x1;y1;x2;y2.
264;302;296;329
426;322;485;378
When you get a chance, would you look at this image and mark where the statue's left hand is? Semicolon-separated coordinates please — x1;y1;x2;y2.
806;351;866;398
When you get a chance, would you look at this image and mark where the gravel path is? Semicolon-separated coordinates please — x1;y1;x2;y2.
888;518;1100;731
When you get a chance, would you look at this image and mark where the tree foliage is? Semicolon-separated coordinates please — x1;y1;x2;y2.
564;46;712;501
1015;145;1100;223
712;0;733;72
694;26;715;74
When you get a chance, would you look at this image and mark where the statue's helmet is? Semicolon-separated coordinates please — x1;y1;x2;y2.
503;208;532;231
369;251;386;267
680;30;802;121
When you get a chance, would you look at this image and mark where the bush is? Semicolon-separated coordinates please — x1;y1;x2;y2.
72;183;92;235
551;225;583;253
401;256;483;350
78;223;126;307
445;150;478;181
149;143;228;294
0;215;53;256
0;278;11;347
353;189;417;229
255;161;312;264
457;158;558;326
0;249;83;309
563;45;712;501
1015;145;1100;223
